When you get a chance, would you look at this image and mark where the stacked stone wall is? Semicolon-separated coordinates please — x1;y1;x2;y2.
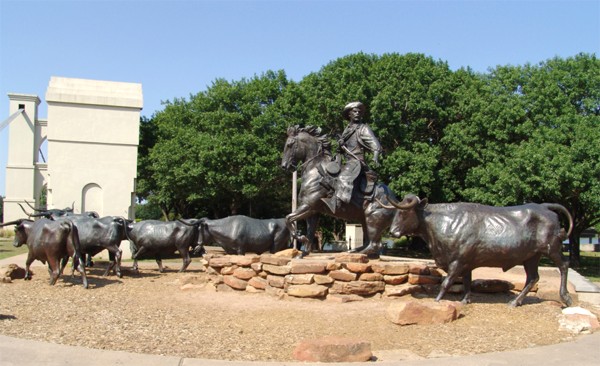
203;251;448;300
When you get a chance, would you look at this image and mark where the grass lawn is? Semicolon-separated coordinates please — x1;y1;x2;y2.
566;252;600;283
0;238;28;260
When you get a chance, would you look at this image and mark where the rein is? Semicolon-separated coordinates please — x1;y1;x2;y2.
294;136;325;174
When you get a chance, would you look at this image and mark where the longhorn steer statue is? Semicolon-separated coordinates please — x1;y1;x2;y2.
196;216;291;255
126;219;203;272
58;216;128;277
0;219;88;288
381;194;573;307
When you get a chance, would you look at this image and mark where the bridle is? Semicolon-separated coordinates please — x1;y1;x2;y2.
288;133;324;174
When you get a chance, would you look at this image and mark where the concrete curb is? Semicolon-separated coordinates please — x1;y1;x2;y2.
1;332;599;366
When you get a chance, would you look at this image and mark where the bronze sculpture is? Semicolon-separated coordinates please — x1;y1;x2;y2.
194;216;291;255
322;102;382;213
379;193;573;307
281;111;397;258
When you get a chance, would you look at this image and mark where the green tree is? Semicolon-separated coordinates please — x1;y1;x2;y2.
492;54;600;266
274;52;460;199
146;70;290;219
368;53;460;199
136;52;599;265
135;200;163;221
441;54;600;266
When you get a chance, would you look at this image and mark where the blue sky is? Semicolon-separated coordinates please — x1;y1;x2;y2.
0;0;598;197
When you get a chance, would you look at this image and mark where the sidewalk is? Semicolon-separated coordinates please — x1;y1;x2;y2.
1;332;599;366
1;252;599;365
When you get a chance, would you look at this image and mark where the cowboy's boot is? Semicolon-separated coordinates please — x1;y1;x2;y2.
321;196;338;213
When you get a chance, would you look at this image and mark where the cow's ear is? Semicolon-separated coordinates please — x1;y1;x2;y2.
419;198;428;208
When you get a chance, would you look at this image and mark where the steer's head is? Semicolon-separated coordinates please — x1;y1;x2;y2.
195;218;210;246
0;219;33;247
385;194;427;238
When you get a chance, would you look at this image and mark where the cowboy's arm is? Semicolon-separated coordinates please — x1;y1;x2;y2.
359;125;382;166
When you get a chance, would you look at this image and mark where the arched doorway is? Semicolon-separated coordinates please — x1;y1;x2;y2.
82;183;103;215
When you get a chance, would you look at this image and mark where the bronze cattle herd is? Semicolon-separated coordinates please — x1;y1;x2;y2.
0;102;576;308
1;172;575;309
1;207;291;289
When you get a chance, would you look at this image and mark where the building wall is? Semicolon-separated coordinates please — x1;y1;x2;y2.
3;94;40;222
45;77;142;218
345;224;364;250
3;77;142;224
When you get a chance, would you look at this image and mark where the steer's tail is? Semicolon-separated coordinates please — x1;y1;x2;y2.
63;220;88;288
542;203;573;239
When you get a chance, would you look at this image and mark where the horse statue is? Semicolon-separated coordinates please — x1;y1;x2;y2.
281;125;400;258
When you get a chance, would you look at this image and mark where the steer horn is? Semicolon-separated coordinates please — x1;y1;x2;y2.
379;194;422;210
18;203;33;217
375;197;396;210
28;211;54;219
25;200;41;211
0;219;31;227
178;218;203;227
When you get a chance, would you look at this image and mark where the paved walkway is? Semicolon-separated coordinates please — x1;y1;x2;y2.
1;252;599;365
1;332;599;366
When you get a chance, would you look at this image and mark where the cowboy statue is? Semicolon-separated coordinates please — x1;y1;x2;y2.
322;101;382;213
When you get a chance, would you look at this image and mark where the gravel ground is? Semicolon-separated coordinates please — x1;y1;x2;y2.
0;259;580;362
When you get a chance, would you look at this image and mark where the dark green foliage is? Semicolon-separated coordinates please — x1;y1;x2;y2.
134;201;163;221
136;52;599;265
141;71;290;219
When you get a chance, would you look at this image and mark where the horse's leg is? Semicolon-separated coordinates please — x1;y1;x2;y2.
354;196;395;258
305;215;319;255
285;204;316;258
348;215;376;255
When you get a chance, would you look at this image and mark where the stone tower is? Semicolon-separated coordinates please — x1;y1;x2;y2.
3;93;46;223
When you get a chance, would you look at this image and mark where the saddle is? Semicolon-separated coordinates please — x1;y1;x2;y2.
318;155;377;202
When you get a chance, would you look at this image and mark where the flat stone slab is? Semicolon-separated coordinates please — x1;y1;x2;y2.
293;336;372;362
568;268;600;293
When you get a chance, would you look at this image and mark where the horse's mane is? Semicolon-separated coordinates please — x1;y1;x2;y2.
288;125;332;155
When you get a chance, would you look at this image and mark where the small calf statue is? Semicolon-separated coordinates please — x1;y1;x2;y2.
382;194;573;307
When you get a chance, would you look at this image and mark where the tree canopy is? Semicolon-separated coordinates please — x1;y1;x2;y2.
137;52;599;265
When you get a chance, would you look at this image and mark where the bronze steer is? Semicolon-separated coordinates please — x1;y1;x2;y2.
382;194;573;307
1;218;88;288
59;216;128;277
197;216;291;255
126;219;203;273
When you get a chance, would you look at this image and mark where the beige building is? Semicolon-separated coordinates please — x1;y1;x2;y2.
3;76;143;223
345;223;364;250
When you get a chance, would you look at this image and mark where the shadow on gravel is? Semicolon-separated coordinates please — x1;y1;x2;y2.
411;291;547;306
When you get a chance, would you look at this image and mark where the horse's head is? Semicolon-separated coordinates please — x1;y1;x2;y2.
281;125;330;171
